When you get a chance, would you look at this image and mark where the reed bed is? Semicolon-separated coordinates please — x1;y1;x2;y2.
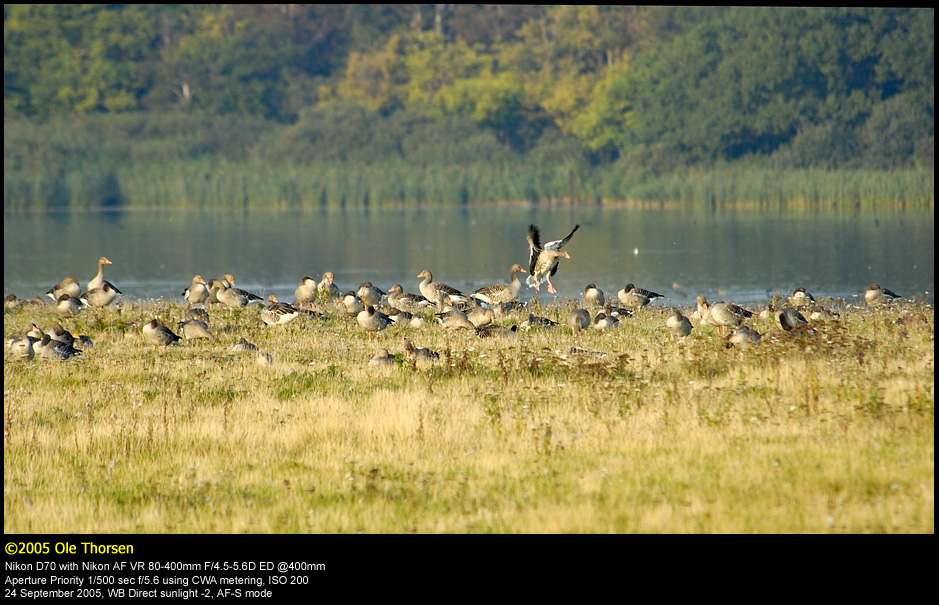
3;294;933;534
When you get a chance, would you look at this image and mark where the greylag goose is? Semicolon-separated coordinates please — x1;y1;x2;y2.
471;264;527;305
567;308;591;334
357;305;392;339
387;284;434;314
464;300;495;328
403;337;440;362
294;275;318;309
617;283;664;311
186;307;210;322
725;325;762;348
55;293;84;317
261;295;300;326
143;319;182;348
788;287;816;308
49;323;75;347
80;282;122;308
205;274;236;307
317;272;341;301
357;282;387;307
591;312;619;330
231;337;258;352
526;223;579;294
435;305;476;331
178;318;213;340
255;351;274;365
213;281;263;314
475;324;518;339
86;257;113;292
7;329;36;361
696;295;752;334
335;291;364;321
182;275;210;307
520;312;558;330
46;276;81;301
369;348;397;368
35;334;81;360
865;283;901;305
418;270;467;310
666;308;693;338
775;307;809;332
4;294;21;309
583;283;606;308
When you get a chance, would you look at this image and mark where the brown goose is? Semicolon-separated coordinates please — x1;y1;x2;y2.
617;283;664;311
261;295;300;326
294;275;318;310
696;295;752;334
471;264;527;306
143;319;182;348
418;270;467;310
475;324;518;340
205;274;236;307
526;224;579;294
567;308;591;334
369;348;397;368
666;308;693;338
435;304;476;331
55;294;84;317
213;281;263;314
775;307;808;332
357;305;392;340
865;283;901;306
86;257;113;292
520;312;558;330
583;283;606;308
357;282;387;307
317;272;341;301
387;284;434;314
403;337;440;362
7;329;36;361
725;325;762;348
35;334;81;360
464;299;495;328
788;287;816;308
591;312;619;330
80;282;122;308
335;291;364;321
178;318;213;340
46;276;81;301
182;275;210;307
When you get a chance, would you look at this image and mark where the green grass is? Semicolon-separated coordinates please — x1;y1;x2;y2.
3;296;934;533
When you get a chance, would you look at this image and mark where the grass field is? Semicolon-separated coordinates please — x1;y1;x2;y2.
3;294;934;533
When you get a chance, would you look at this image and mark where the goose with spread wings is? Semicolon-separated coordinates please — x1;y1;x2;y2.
526;224;580;294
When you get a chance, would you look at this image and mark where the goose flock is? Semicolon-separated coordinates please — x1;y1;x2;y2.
5;224;912;365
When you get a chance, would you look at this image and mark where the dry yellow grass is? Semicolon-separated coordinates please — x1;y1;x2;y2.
3;295;934;533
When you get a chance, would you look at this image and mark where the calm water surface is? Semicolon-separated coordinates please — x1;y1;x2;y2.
3;205;934;309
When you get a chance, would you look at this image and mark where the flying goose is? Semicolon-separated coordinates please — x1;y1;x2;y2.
471;264;527;306
526;223;579;294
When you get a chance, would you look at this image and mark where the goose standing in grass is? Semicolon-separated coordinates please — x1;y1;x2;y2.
583;283;606;308
80;282;122;308
788;287;816;308
261;295;301;326
186;307;210;322
526;224;579;294
617;283;664;311
404;337;440;362
317;271;341;301
435;303;476;331
178;318;213;340
205;274;236;308
357;282;387;308
418;270;467;310
471;264;527;306
213;281;263;314
567;307;591;334
465;300;495;328
56;293;84;317
294;275;318;310
357;305;392;340
591;312;619;331
666;308;693;338
143;319;182;348
336;291;364;322
696;295;752;334
86;257;114;292
47;276;81;301
182;275;210;307
775;307;809;332
369;348;397;368
865;283;901;306
388;284;434;314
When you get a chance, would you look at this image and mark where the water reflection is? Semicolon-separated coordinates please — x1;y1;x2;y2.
3;205;934;308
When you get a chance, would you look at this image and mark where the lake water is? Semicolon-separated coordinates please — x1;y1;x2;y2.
3;204;934;309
